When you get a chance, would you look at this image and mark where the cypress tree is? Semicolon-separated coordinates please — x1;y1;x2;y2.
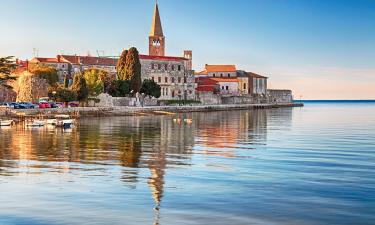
125;47;142;93
64;74;69;88
71;72;89;102
117;49;128;80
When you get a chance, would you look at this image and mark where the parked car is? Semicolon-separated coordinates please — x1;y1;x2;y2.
9;102;20;109
68;102;79;107
38;102;51;109
0;102;11;109
55;102;64;108
19;102;38;109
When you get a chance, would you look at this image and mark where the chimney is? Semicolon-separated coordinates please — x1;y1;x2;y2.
57;55;61;62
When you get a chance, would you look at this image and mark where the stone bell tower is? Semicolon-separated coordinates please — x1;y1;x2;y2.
149;2;165;56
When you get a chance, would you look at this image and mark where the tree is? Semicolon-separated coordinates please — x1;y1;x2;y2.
52;87;77;104
71;72;89;102
99;70;115;93
117;49;128;80
64;74;69;88
125;47;142;93
29;64;59;87
0;56;17;89
140;79;161;98
108;80;130;97
83;69;104;96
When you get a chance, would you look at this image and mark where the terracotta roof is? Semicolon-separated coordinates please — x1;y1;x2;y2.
60;55;117;66
194;70;208;75
30;57;66;63
247;72;268;79
195;77;219;92
210;78;238;82
139;54;187;61
150;2;163;37
205;64;236;73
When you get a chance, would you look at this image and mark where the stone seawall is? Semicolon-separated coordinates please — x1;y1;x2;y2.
1;102;303;118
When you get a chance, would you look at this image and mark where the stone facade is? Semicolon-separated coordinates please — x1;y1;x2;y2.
267;89;293;103
140;57;195;100
15;71;49;102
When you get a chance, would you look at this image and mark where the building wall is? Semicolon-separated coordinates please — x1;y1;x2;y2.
218;81;239;95
267;89;293;103
208;71;236;78
237;77;249;95
140;59;195;100
253;78;267;95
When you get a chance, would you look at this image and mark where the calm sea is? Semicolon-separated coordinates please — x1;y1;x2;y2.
0;102;374;225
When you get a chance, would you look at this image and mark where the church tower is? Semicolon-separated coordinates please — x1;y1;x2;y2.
149;2;165;56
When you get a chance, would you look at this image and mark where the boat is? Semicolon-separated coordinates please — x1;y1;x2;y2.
184;119;193;125
54;115;74;128
0;120;13;126
26;120;46;127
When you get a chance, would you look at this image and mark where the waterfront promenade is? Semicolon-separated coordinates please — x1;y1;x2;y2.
1;103;303;118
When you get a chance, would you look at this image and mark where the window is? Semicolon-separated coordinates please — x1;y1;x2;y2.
165;77;168;83
158;77;161;83
171;77;175;83
166;88;169;95
172;65;175;71
184;77;187;83
221;86;224;90
189;90;192;94
220;73;223;77
151;77;154;81
164;64;168;70
226;86;229;90
178;77;181;83
158;64;161;70
228;73;231;77
243;83;246;90
213;73;216;77
178;65;181;71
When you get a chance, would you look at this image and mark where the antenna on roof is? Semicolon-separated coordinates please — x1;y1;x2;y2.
32;48;39;57
96;50;100;57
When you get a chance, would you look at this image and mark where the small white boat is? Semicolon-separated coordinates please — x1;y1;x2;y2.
26;120;46;127
54;115;74;128
0;120;13;126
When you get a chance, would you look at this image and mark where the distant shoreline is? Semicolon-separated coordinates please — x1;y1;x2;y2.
295;100;375;103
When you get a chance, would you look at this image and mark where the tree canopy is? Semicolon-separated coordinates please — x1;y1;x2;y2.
125;47;142;93
71;72;89;102
117;49;128;80
140;79;161;98
108;80;130;97
0;56;17;89
52;87;77;103
83;69;105;96
29;64;59;87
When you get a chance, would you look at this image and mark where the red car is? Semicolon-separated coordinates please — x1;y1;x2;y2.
38;102;51;109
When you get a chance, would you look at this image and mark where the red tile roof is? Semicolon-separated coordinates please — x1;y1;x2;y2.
205;64;236;73
30;57;67;63
60;55;117;66
210;78;238;82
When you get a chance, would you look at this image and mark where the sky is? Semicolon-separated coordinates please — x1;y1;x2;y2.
1;0;374;99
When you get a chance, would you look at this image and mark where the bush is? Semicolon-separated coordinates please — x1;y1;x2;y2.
108;80;130;97
140;79;161;98
52;88;77;103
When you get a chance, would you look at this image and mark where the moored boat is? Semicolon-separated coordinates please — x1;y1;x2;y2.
26;120;46;127
0;120;14;126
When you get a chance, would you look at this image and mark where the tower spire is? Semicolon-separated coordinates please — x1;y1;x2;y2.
150;1;163;37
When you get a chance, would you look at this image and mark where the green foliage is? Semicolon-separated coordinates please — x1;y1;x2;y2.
108;80;130;97
125;47;142;93
52;88;77;103
30;64;59;87
64;74;69;88
0;56;17;89
83;69;105;96
117;49;128;80
140;79;161;98
159;99;201;106
71;72;89;102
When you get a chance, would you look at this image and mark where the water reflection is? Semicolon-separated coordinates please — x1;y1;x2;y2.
0;109;277;224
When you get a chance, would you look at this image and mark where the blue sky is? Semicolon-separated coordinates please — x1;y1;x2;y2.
1;0;374;99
